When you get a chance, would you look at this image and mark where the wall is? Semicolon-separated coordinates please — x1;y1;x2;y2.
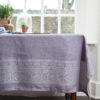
90;0;100;99
76;0;98;44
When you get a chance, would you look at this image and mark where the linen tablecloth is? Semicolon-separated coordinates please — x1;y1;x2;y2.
0;34;94;97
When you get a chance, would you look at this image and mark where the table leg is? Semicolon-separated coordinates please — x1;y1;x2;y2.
65;93;71;100
65;93;76;100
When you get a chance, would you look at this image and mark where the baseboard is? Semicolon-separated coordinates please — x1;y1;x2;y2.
90;80;100;99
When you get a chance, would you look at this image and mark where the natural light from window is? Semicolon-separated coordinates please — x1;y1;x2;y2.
0;0;75;34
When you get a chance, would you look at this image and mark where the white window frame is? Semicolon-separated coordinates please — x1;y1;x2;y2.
8;0;76;34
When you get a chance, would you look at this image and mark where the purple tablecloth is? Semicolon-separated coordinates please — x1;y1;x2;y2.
0;34;94;97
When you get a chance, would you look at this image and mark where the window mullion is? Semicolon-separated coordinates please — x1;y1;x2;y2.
41;0;44;33
58;0;61;34
8;0;10;4
74;0;77;33
24;0;27;10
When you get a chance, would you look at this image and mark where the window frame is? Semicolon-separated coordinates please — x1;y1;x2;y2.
8;0;76;34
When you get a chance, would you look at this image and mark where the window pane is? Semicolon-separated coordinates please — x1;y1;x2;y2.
27;0;41;14
9;0;24;13
44;17;58;33
61;17;74;33
11;16;17;31
32;17;41;33
60;0;75;14
44;0;58;14
0;0;8;5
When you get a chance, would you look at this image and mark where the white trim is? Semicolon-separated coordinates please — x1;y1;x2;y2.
90;80;100;99
43;14;75;17
24;0;27;10
58;0;61;34
14;14;75;17
74;0;77;34
41;0;44;33
14;11;42;16
60;14;75;17
43;15;58;17
91;95;100;99
8;0;10;4
91;80;100;85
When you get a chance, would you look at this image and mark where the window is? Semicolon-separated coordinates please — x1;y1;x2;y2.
1;0;76;34
0;0;8;5
0;0;98;43
9;0;25;13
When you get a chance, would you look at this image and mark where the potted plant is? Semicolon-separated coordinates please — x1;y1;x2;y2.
0;4;14;31
21;21;28;33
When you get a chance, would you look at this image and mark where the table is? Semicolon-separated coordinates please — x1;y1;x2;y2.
0;34;94;100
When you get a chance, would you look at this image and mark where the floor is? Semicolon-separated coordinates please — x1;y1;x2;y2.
0;96;98;100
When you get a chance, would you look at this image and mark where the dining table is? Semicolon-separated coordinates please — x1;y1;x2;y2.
0;34;94;100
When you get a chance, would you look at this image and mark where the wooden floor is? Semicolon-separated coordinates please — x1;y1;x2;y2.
0;96;98;100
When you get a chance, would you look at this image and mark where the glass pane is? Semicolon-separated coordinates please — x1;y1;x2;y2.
11;16;17;31
32;17;41;33
27;0;41;14
61;17;75;33
9;0;24;13
44;0;58;14
0;0;8;5
44;17;58;33
60;0;75;14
